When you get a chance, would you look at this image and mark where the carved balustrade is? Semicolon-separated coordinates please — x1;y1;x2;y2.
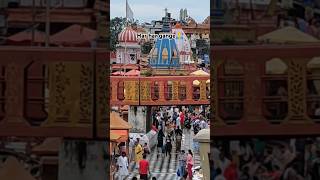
110;76;210;106
212;44;320;136
0;47;108;138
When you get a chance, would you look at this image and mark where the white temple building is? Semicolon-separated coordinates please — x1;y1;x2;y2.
171;23;193;64
116;26;141;65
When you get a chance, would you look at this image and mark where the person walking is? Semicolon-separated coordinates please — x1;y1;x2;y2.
180;110;185;130
143;142;150;156
117;152;129;180
139;154;150;180
135;139;143;169
175;127;183;152
157;129;165;158
186;149;194;180
177;150;187;179
165;135;173;157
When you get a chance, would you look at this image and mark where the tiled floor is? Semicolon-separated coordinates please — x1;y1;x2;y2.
113;129;201;180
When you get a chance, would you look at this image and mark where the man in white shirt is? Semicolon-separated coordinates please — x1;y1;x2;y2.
117;152;129;180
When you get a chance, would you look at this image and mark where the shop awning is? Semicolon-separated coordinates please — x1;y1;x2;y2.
0;157;36;180
111;130;128;142
110;133;121;142
110;112;132;130
50;24;96;46
6;29;45;45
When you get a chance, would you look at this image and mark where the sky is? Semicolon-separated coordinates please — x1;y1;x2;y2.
110;0;210;24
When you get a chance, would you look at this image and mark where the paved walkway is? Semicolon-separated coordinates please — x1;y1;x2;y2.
114;129;201;180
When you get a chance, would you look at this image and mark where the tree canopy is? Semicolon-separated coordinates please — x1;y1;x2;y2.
110;17;126;51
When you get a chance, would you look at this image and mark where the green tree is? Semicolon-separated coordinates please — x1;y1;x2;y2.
110;17;126;51
141;41;153;54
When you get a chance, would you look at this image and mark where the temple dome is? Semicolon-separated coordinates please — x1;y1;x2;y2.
148;38;180;68
118;26;138;43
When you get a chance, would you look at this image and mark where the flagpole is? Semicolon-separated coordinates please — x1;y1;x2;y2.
124;0;128;76
126;0;127;22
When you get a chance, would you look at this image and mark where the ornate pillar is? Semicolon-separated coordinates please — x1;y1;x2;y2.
140;81;151;102
172;80;179;100
124;81;139;104
158;81;165;102
287;59;308;121
111;80;118;102
4;63;25;124
243;59;263;122
186;80;193;101
200;80;207;100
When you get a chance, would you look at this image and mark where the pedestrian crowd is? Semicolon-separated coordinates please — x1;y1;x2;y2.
211;138;320;180
116;105;210;180
152;106;209;180
117;136;153;180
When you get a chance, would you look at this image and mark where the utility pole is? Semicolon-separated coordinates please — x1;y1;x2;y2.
45;0;50;47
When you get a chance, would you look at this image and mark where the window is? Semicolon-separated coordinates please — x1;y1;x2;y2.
179;82;186;100
307;57;320;122
129;54;136;63
218;60;244;124
165;81;172;100
151;82;159;101
117;81;125;100
263;58;288;123
192;80;200;100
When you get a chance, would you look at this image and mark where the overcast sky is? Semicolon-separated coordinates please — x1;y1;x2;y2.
110;0;210;23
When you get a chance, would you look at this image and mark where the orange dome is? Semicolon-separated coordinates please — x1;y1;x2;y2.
118;26;138;43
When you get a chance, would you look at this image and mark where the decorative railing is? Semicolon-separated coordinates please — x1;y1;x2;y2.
212;44;320;136
110;76;210;106
0;47;108;138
